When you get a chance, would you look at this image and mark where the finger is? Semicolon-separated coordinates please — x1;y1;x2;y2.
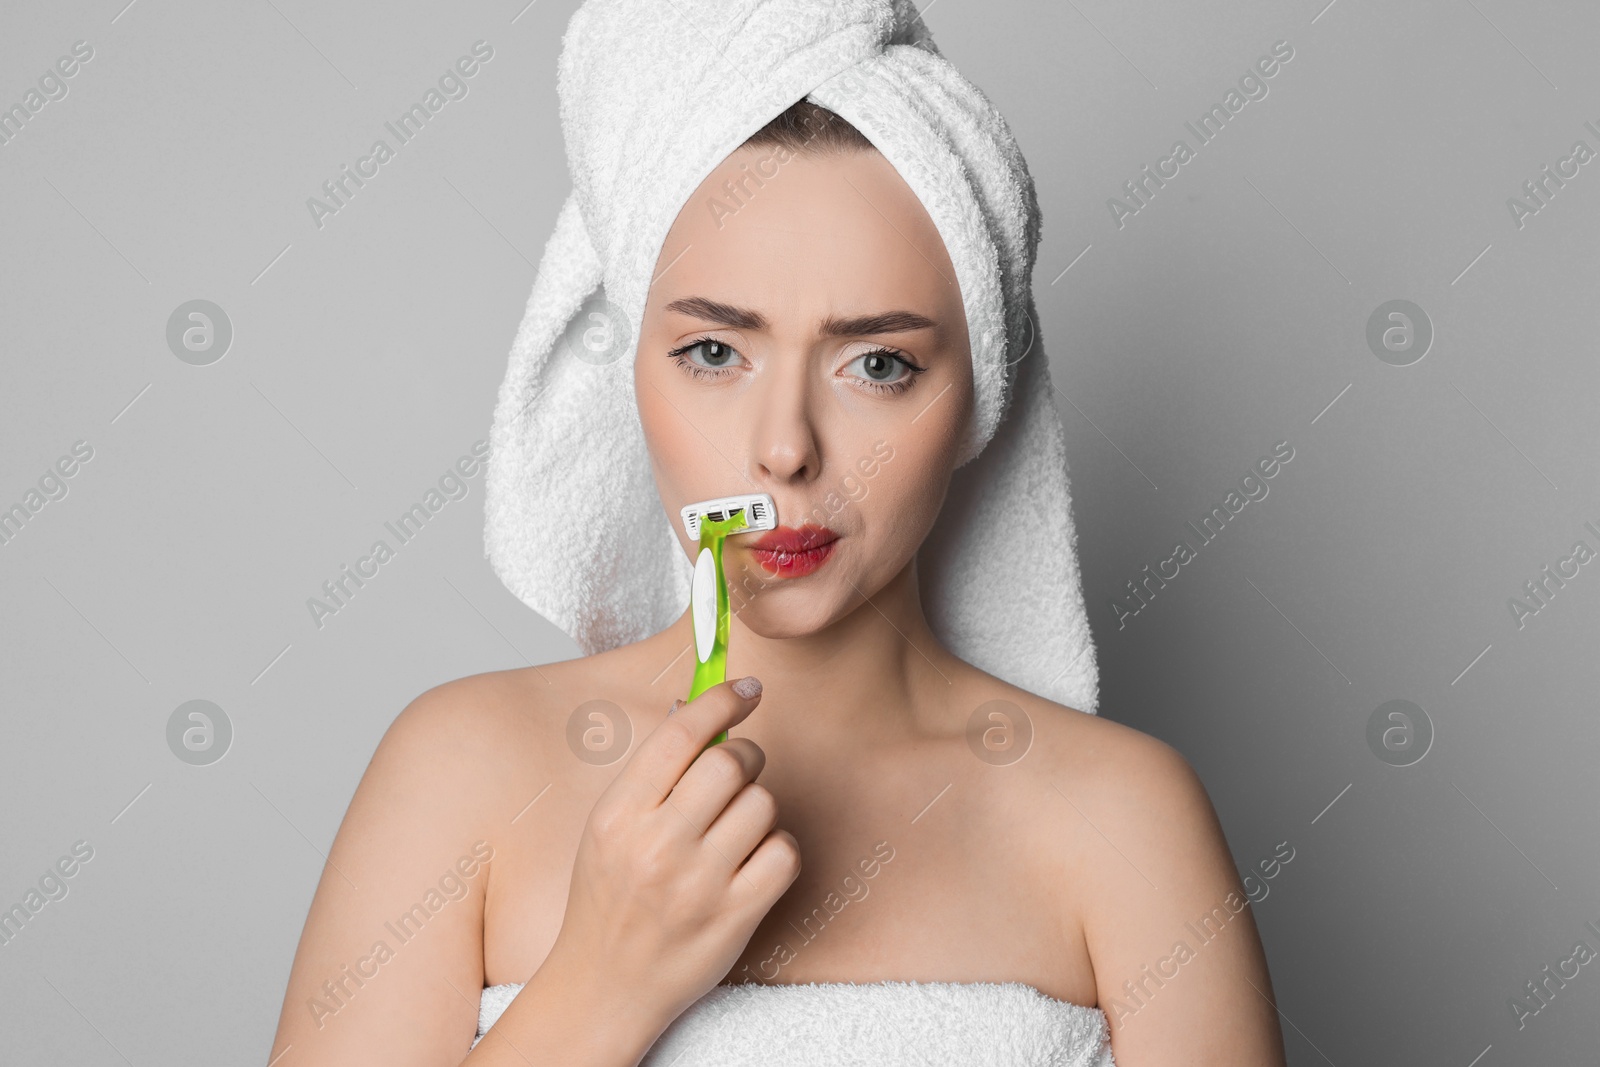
728;829;802;910
663;738;766;835
702;778;780;871
624;678;763;807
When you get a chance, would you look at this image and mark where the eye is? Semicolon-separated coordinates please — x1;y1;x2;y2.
843;347;924;395
667;337;747;380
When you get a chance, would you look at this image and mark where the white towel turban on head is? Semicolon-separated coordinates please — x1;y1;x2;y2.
483;0;1100;713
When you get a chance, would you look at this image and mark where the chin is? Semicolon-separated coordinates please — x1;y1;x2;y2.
737;614;834;641
728;581;839;637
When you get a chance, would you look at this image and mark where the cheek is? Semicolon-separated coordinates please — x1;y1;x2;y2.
636;393;694;526
880;392;967;508
857;438;954;554
636;367;694;465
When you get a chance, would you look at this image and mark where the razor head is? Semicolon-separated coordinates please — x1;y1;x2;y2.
680;492;777;541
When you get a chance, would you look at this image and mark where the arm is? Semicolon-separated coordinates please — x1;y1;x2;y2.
266;676;660;1066
1075;735;1289;1066
266;673;793;1066
264;678;502;1063
459;935;677;1067
466;674;799;1065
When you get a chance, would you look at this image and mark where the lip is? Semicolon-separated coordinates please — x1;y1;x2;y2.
744;523;839;579
747;524;838;552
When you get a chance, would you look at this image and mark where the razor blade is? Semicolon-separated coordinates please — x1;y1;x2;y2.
679;492;778;541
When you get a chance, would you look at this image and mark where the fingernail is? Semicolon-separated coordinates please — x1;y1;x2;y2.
731;676;763;700
668;699;683;716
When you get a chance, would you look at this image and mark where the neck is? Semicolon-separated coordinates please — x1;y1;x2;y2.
657;556;962;745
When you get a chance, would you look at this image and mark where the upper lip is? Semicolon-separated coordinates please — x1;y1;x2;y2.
746;524;839;552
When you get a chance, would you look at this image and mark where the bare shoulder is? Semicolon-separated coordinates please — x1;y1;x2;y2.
952;666;1206;827
937;666;1223;893
384;666;561;772
971;677;1285;1064
384;653;636;774
985;678;1233;904
1028;693;1214;836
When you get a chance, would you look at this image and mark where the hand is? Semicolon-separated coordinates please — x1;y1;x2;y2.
544;676;801;1031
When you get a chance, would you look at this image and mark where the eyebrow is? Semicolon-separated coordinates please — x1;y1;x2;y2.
664;296;938;337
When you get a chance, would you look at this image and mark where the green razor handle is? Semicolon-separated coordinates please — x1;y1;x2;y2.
688;512;745;748
680;493;776;749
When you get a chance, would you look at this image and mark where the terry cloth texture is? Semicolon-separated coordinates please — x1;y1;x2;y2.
472;979;1117;1065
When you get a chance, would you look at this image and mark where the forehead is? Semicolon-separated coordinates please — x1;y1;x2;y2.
650;145;963;331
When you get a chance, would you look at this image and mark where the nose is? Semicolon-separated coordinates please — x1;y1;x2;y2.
748;357;822;486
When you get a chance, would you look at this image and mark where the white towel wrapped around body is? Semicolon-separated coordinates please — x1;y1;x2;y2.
484;0;1099;713
473;980;1117;1065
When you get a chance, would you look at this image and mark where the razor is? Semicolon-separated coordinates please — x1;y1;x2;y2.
678;492;777;747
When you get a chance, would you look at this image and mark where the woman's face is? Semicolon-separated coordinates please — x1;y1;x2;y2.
636;143;974;637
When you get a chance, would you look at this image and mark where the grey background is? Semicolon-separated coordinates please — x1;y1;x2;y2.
1;0;1596;1063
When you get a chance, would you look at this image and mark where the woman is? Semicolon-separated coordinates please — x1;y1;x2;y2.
268;3;1287;1064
